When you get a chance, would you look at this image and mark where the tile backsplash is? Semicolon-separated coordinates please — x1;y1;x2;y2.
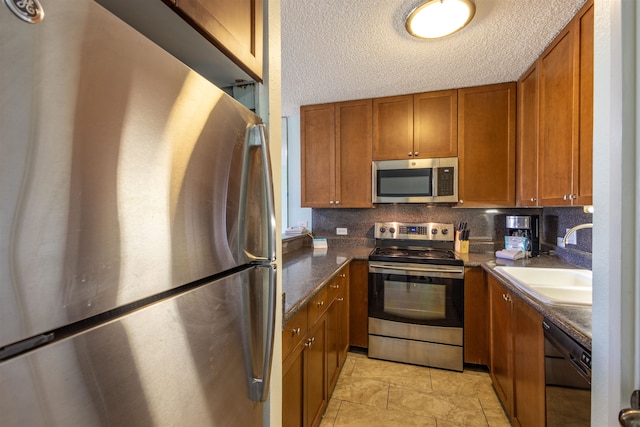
311;204;592;269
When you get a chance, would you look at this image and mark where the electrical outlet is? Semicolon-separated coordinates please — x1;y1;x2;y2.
565;228;577;245
297;220;308;228
557;237;566;248
336;227;348;235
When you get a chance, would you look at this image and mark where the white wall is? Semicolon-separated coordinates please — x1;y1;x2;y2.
285;115;312;230
592;0;639;424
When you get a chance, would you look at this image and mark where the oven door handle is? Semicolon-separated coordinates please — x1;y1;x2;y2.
369;262;464;277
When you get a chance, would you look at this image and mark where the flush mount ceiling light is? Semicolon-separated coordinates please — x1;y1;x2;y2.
406;0;476;39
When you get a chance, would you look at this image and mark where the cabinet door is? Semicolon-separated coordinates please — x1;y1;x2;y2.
463;267;489;365
458;83;516;207
513;298;545;427
349;260;369;348
538;26;577;206
301;104;336;207
488;275;514;416
337;269;350;366
326;299;340;393
282;343;305;427
171;0;263;81
335;100;373;208
373;95;413;160
414;90;458;158
305;318;327;427
516;63;540;207
282;305;308;360
575;3;594;206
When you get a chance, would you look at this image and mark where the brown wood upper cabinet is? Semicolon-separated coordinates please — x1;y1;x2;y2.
164;0;264;81
522;0;593;206
301;100;373;208
516;62;540;207
458;83;516;207
373;90;457;160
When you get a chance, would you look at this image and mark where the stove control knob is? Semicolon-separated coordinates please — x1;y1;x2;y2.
389;227;396;234
431;229;438;235
441;229;449;235
379;227;386;234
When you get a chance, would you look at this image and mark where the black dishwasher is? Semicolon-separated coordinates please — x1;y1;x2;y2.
543;319;591;426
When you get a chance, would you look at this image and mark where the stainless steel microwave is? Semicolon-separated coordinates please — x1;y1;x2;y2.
372;157;458;203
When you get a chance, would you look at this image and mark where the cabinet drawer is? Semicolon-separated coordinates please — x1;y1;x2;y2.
327;276;342;302
308;286;329;326
282;305;308;359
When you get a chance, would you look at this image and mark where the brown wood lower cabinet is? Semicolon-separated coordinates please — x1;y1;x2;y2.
282;265;350;427
463;267;489;365
512;298;545;427
349;260;368;348
488;273;545;427
489;274;515;415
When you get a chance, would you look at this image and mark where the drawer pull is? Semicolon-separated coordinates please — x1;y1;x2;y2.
331;284;339;289
317;301;324;308
291;327;301;336
337;298;344;302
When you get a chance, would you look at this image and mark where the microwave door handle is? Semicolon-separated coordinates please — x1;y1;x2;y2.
432;167;438;198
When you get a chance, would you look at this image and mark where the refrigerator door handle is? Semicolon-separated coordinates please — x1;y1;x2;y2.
239;124;277;264
246;266;277;402
255;124;276;263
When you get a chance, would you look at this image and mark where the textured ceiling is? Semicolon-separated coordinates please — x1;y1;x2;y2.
281;0;587;116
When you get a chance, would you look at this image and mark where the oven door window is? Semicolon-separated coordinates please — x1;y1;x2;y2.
384;279;445;320
369;272;463;327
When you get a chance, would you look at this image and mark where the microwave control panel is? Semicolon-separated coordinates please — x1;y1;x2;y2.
437;167;455;196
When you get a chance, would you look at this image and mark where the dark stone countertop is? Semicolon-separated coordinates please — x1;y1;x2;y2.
281;247;592;351
281;246;371;323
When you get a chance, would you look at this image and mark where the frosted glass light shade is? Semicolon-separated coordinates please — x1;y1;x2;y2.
406;0;476;39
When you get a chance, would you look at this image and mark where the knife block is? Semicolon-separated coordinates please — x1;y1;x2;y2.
455;231;469;254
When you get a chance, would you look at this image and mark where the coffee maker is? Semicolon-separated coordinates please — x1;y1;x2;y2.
505;215;540;257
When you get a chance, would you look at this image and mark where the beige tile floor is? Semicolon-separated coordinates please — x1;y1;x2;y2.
319;352;511;427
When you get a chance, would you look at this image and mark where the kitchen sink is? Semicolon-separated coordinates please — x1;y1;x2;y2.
493;266;592;306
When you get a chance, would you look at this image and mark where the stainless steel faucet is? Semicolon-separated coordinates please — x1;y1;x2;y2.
563;223;593;245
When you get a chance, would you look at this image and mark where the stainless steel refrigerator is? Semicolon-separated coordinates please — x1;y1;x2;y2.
0;1;277;426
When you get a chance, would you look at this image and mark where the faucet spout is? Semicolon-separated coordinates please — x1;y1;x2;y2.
563;223;593;245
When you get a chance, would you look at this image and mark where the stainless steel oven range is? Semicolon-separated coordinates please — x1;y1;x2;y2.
368;222;464;371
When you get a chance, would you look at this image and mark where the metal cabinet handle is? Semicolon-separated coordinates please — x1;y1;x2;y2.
305;337;316;349
292;327;301;336
337;298;344;302
408;152;413;157
335;200;340;205
329;200;334;204
530;197;537;202
330;284;339;289
317;301;324;308
414;152;419;156
459;200;464;204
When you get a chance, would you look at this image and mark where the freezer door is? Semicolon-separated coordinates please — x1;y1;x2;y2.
0;265;276;427
0;0;274;349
